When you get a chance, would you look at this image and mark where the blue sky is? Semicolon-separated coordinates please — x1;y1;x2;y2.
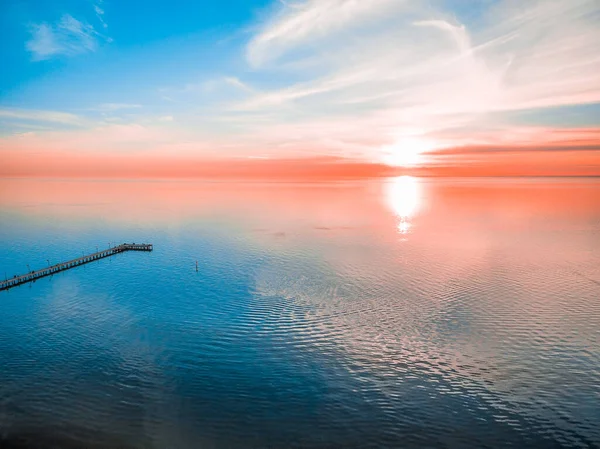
1;0;265;110
1;0;599;170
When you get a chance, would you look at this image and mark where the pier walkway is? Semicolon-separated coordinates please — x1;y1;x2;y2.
1;243;153;292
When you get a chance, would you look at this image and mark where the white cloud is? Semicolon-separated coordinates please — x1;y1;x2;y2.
25;24;61;59
235;0;600;158
26;14;107;60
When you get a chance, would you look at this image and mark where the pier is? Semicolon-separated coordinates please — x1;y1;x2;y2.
1;243;153;292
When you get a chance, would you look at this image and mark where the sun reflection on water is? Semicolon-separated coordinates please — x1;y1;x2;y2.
386;176;422;235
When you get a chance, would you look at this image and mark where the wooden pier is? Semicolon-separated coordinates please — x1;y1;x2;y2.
1;243;153;292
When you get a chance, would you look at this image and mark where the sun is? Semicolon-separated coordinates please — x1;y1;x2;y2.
381;136;434;167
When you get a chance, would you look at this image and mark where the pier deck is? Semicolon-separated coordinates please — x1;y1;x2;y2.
1;243;153;292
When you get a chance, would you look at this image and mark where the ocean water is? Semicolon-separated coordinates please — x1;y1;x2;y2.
0;177;599;449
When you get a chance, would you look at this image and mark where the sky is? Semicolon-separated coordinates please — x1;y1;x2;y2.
1;0;599;178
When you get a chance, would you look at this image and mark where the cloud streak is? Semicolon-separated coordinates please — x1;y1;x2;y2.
247;0;407;67
94;103;143;112
26;14;107;60
0;108;87;126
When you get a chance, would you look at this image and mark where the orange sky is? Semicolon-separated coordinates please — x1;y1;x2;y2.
2;142;599;179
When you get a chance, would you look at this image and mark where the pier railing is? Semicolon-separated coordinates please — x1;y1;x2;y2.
1;243;153;292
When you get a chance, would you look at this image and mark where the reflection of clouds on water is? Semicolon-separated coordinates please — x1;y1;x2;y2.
24;277;175;447
40;278;155;368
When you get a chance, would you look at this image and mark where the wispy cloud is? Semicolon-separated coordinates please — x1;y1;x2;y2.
93;0;108;29
247;0;407;67
0;122;180;156
235;0;600;159
94;103;143;112
26;14;107;60
0;108;87;126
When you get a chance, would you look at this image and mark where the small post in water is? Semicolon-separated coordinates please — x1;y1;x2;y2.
196;260;198;272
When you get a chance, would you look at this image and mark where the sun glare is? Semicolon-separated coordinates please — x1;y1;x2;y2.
386;176;422;234
381;136;434;167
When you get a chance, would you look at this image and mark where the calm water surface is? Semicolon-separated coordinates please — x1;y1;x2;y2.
0;177;599;448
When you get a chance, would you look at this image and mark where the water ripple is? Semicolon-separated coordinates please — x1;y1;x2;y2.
1;179;599;448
